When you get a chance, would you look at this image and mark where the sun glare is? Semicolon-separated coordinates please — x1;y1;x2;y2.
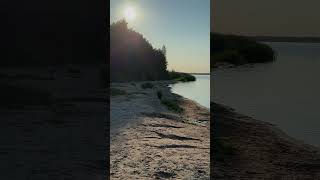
124;6;136;21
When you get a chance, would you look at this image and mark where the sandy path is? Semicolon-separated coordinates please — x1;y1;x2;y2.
110;82;169;136
110;82;210;179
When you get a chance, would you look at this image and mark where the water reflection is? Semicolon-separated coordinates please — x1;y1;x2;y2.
212;42;320;147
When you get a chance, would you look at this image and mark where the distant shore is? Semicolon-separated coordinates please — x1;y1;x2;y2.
110;81;210;179
190;73;210;75
251;36;320;43
211;33;276;68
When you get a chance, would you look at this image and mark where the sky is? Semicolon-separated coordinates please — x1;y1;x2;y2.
212;0;320;37
110;0;210;73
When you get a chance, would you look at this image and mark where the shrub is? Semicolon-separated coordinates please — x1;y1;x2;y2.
141;82;154;89
168;71;196;82
157;90;162;100
161;99;183;113
110;88;126;96
214;50;245;65
215;138;236;156
175;75;196;82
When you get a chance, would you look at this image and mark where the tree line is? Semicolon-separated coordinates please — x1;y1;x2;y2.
110;19;168;82
211;33;276;66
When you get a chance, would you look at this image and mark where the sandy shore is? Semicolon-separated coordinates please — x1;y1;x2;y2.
0;66;106;180
212;102;320;179
110;81;210;179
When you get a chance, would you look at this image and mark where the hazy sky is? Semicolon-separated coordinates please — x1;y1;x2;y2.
212;0;320;36
111;0;210;73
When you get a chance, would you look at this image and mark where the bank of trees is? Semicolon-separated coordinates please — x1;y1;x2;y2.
212;33;276;66
110;20;168;82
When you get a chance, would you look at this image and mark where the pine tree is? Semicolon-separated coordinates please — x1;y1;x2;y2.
161;45;167;57
110;20;169;82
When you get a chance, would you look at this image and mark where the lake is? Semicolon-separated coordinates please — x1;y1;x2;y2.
212;42;320;147
170;75;210;109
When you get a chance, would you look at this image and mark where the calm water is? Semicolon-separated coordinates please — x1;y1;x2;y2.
212;42;320;147
170;75;210;109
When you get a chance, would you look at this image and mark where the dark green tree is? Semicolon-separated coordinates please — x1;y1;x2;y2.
110;19;169;82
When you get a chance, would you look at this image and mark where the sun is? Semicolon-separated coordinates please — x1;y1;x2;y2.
124;6;136;21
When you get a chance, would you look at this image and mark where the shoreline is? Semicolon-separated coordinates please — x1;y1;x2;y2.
170;91;210;111
212;102;320;179
110;81;210;179
0;66;106;179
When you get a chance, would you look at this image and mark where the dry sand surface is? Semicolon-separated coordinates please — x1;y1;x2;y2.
110;82;210;179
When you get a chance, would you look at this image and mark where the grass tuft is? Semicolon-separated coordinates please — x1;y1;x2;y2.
161;99;183;113
157;90;162;100
215;138;236;156
141;82;154;89
110;88;126;96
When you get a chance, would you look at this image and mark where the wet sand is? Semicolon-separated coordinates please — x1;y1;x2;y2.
212;103;320;179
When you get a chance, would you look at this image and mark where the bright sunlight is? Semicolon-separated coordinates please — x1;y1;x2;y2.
124;6;136;21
